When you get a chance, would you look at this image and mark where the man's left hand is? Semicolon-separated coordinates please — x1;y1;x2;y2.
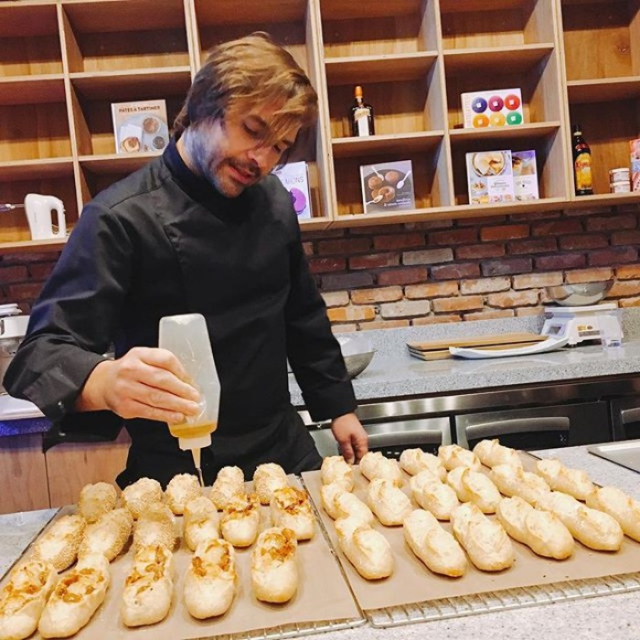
330;412;368;464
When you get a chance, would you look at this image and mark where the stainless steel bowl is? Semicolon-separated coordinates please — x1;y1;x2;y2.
337;334;375;378
546;280;614;307
343;351;375;378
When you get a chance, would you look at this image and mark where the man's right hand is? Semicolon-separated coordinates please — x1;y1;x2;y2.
75;347;202;424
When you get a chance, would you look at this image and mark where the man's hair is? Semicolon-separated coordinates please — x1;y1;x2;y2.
174;32;318;153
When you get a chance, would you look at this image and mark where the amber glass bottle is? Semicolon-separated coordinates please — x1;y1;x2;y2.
350;85;375;137
572;124;593;195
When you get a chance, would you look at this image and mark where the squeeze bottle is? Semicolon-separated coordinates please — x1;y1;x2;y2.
158;313;220;485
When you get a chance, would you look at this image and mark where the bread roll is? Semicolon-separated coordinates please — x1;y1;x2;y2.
321;484;375;525
586;486;640;542
270;487;315;541
253;463;289;505
32;514;86;572
335;517;394;580
165;473;201;515
496;496;574;559
320;482;344;519
535;459;595;501
121;544;173;627
209;466;245;511
438;444;481;471
490;464;551;505
77;482;118;523
0;558;57;640
122;478;163;519
535;490;623;551
399;448;447;480
366;478;412;526
78;507;133;562
451;502;514;572
320;456;354;490
220;493;260;548
184;539;237;619
359;452;403;486
446;467;501;514
403;509;467;577
38;554;110;639
251;527;298;603
133;503;176;552
410;470;459;520
183;496;220;552
473;439;523;470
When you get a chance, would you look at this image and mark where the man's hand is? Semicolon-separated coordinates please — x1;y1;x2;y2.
330;412;368;464
75;347;201;424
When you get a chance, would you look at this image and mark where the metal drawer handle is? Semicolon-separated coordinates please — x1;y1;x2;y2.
466;417;570;440
367;431;442;448
619;407;640;425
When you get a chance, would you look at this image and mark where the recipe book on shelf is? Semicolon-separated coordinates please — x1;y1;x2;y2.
360;160;415;214
272;161;313;219
111;99;170;154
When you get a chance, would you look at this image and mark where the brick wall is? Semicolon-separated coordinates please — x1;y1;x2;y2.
2;205;639;327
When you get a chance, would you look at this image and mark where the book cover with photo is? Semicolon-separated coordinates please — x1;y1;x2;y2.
111;99;170;154
272;161;312;220
360;160;415;214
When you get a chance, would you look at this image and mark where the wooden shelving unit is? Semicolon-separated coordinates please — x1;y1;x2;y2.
0;0;638;253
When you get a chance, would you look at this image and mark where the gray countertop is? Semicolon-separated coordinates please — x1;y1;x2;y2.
1;445;638;639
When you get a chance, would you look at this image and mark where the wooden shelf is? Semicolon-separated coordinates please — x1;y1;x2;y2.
332;132;445;159
79;153;161;174
0;237;68;255
443;44;555;75
0;76;66;106
567;76;640;103
0;159;75;182
449;122;562;145
325;52;438;85
564;192;640;209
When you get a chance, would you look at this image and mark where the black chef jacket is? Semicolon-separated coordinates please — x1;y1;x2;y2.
4;140;357;487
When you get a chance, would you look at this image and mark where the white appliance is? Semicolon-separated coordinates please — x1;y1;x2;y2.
540;303;623;346
24;193;66;240
0;305;29;394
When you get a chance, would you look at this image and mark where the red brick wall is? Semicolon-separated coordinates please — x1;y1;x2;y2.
2;206;639;328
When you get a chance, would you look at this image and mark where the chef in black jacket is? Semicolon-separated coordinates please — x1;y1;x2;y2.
4;32;369;488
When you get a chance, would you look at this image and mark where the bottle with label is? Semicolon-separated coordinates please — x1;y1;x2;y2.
350;85;375;137
572;124;593;195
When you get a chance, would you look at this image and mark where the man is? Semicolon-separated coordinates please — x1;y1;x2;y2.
4;33;368;487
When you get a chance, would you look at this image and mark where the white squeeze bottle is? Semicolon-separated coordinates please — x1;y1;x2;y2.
158;313;221;486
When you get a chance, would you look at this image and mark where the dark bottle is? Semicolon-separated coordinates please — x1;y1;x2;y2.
350;85;375;137
572;124;593;195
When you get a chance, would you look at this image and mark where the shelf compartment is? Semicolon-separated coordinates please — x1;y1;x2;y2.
0;76;66;106
60;0;190;74
567;76;640;102
449;122;562;144
319;0;439;58
332;131;445;159
0;158;74;183
443;44;555;75
325;52;438;85
560;0;640;81
0;3;63;77
440;0;557;50
451;127;568;206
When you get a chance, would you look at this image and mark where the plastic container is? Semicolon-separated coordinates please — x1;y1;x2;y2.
610;181;631;193
609;168;630;183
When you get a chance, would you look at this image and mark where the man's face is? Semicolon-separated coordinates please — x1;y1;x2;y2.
186;103;301;198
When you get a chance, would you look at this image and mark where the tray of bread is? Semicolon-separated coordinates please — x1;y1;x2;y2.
0;465;364;640
301;441;640;626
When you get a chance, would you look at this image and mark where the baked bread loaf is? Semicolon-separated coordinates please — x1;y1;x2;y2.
32;514;86;572
496;496;574;559
490;464;551;505
78;507;133;562
399;448;447;480
320;456;354;491
403;509;467;577
473;439;523;469
586;485;640;542
184;539;237;619
253;463;289;505
165;473;201;515
133;503;176;552
122;478;163;519
78;482;118;523
409;470;459;520
335;517;394;580
0;558;57;640
534;459;595;501
38;553;110;639
183;496;220;552
359;452;403;486
438;444;482;471
366;478;413;526
209;466;245;511
121;544;173;628
446;467;501;514
535;490;624;551
220;493;260;548
320;484;375;525
270;487;315;541
251;527;298;603
451;502;514;572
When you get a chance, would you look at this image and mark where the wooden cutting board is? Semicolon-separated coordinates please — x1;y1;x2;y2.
407;332;546;361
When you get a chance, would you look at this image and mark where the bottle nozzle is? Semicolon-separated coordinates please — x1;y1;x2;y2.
178;434;212;450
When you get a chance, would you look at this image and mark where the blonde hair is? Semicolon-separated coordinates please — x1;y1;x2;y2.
174;32;317;152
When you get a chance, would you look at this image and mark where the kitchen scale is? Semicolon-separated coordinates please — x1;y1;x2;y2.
541;302;623;346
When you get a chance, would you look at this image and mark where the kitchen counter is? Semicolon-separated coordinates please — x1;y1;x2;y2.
0;445;637;640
